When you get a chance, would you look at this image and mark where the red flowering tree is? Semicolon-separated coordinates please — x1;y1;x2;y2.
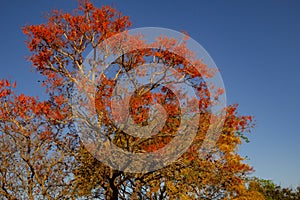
0;79;78;199
0;1;263;199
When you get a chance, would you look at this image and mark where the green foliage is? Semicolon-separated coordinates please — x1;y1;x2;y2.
249;177;300;200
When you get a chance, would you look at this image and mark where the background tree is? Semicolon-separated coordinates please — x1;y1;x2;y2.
0;0;263;199
248;178;300;200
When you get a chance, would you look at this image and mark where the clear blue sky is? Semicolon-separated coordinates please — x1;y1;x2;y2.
1;0;299;188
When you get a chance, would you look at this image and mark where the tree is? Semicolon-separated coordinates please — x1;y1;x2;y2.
0;79;78;199
248;178;300;200
0;0;262;199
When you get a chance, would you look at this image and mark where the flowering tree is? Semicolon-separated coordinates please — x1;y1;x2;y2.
0;1;263;199
0;79;77;199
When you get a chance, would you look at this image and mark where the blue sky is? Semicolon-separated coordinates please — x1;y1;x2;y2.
1;0;299;188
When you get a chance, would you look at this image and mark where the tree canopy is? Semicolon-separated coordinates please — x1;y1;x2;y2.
0;1;266;199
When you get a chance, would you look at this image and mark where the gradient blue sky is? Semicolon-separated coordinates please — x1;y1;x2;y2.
1;0;299;188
